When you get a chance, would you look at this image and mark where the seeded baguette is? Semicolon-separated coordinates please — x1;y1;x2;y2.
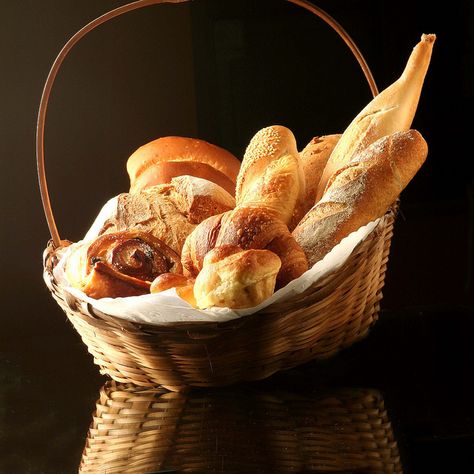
293;130;428;266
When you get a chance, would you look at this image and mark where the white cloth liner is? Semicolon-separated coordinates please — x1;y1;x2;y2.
55;196;381;325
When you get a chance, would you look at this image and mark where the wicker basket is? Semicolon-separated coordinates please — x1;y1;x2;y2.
38;0;393;391
80;381;403;473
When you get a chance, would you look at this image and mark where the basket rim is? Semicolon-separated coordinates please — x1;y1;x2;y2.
43;206;396;332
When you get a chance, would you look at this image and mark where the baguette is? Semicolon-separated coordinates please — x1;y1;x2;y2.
236;125;305;226
290;134;341;229
293;130;428;266
316;34;435;201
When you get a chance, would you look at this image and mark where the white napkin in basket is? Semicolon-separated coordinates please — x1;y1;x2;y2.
55;196;381;325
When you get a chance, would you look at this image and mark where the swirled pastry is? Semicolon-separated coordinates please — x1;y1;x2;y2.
65;230;182;298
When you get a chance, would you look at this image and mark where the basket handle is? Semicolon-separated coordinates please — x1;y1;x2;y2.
37;0;378;248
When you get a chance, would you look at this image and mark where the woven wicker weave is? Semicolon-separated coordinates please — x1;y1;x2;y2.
38;0;395;390
43;208;395;390
80;381;403;473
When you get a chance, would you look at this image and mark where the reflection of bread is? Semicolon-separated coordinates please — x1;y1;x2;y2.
316;34;435;201
98;176;235;255
194;246;281;309
236;125;305;226
127;136;241;195
291;134;340;228
293;130;428;266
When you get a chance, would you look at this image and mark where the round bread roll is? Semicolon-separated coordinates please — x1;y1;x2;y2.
127;136;241;195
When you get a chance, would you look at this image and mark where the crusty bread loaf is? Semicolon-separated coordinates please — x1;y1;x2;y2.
293;130;428;266
316;34;435;201
193;245;282;309
97;176;235;255
236;125;305;226
127;136;241;194
290;134;341;229
181;213;224;278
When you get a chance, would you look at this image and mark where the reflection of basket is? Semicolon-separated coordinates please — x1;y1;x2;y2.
80;382;403;473
39;0;394;390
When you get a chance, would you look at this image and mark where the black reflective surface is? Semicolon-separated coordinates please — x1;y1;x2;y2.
2;306;474;473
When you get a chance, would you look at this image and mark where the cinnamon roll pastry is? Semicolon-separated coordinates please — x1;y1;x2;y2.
65;230;182;299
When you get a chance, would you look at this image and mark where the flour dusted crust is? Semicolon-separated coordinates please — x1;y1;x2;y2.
293;130;428;266
98;176;235;255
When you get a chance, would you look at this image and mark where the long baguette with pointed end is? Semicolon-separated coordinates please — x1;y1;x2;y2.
316;34;435;201
293;130;428;267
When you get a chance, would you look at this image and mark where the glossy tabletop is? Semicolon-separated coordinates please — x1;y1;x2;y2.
2;305;474;473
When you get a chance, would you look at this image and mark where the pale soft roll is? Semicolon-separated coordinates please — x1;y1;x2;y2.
293;130;428;266
316;34;435;201
194;246;282;309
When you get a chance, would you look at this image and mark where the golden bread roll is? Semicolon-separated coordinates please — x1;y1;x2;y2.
235;125;305;226
316;34;435;201
290;134;341;228
150;273;196;306
193;245;282;309
133;160;237;196
293;130;428;266
183;207;308;288
127;136;241;194
98;176;235;255
181;213;224;278
65;230;182;299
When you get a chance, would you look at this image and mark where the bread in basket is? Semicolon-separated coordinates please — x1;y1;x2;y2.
38;0;434;391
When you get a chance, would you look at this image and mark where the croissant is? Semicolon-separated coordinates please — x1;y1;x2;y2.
65;230;182;299
183;206;308;289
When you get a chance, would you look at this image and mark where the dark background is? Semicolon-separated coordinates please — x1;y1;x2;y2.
1;0;474;472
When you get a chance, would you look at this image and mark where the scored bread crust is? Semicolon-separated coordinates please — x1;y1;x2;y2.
293;130;428;266
98;176;235;255
316;34;435;201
